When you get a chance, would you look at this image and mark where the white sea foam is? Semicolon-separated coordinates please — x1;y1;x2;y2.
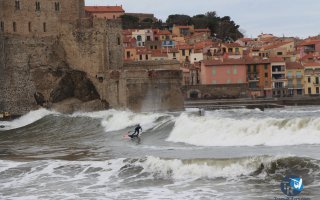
0;109;57;130
167;113;320;146
0;155;308;199
138;156;275;180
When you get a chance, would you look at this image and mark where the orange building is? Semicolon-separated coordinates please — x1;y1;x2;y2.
85;6;125;19
246;58;272;97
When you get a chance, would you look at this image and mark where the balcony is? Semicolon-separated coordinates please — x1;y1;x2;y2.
248;74;260;82
288;84;304;89
272;76;286;81
272;66;286;74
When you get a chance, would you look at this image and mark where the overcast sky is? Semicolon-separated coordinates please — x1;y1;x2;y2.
86;0;320;39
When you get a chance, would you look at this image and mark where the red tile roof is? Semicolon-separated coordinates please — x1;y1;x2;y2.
203;59;246;66
263;41;292;50
239;38;254;42
156;30;171;35
299;40;320;46
85;6;125;13
222;43;241;48
151;51;168;57
303;62;320;67
177;44;193;50
286;62;303;70
269;57;285;63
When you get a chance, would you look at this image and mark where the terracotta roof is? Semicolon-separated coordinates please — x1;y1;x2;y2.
167;48;179;53
85;6;125;13
269;57;285;63
299;40;320;46
239;38;254;42
203;59;246;66
177;44;193;50
156;30;171;35
136;47;152;55
286;62;303;70
194;40;213;50
303;62;320;67
151;51;168;57
263;41;292;50
123;36;136;43
301;53;316;61
222;43;241;48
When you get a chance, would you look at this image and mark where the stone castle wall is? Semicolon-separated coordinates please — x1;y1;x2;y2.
0;35;57;114
122;60;183;111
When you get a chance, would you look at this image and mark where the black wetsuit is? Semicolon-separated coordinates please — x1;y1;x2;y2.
130;125;142;138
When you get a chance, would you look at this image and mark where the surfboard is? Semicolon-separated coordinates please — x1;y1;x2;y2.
123;134;131;139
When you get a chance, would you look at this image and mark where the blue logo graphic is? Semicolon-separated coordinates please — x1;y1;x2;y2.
280;175;304;196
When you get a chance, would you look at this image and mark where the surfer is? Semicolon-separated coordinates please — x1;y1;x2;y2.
129;124;142;139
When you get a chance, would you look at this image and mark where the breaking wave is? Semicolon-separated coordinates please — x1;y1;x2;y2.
0;109;57;130
167;113;320;146
99;109;171;132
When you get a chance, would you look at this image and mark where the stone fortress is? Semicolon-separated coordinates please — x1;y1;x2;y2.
0;0;183;115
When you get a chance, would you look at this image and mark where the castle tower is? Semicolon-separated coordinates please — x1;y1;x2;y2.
0;0;85;36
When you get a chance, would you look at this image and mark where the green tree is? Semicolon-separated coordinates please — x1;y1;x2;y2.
120;14;139;29
166;14;192;26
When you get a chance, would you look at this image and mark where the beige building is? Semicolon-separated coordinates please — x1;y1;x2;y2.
286;62;304;96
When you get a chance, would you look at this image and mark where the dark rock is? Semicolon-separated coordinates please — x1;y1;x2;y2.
34;92;46;106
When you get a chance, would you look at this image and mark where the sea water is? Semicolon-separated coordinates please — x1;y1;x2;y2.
0;107;319;199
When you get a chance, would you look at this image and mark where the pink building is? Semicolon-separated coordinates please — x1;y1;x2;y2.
200;59;247;85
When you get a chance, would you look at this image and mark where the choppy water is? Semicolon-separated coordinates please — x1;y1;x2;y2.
0;107;320;199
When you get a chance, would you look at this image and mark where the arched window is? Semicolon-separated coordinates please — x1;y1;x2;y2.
137;35;142;41
117;36;121;45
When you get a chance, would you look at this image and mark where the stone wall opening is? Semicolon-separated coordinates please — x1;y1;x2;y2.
0;22;4;32
13;22;16;32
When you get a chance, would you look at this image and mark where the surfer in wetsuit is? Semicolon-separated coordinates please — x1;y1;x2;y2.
129;124;142;138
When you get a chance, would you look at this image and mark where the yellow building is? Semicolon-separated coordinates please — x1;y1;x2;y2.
172;25;195;37
124;48;137;61
304;62;320;95
286;62;304;96
177;45;193;63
